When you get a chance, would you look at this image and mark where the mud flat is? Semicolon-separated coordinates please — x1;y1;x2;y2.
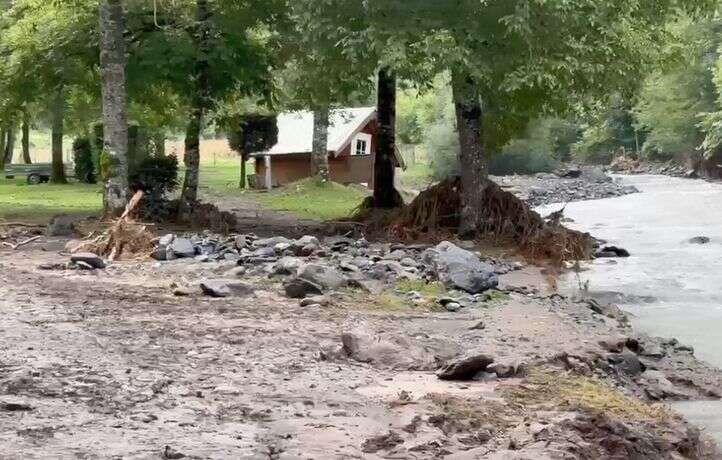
0;233;719;458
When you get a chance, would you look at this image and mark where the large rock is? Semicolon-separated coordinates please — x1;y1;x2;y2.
339;331;442;371
253;236;291;248
423;242;498;293
70;253;106;269
437;354;495;380
273;257;302;275
200;280;254;298
284;278;324;298
297;264;346;290
169;238;196;258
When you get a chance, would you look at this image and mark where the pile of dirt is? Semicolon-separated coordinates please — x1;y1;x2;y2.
354;177;594;263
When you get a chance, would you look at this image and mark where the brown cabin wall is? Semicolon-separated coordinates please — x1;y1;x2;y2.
255;153;375;188
254;118;379;188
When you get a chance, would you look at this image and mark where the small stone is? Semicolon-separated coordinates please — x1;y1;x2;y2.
444;302;462;312
300;296;329;307
689;236;710;245
70;252;106;269
223;266;247;277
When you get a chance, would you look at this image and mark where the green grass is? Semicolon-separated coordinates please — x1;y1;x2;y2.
199;158;255;191
255;178;369;221
398;162;433;190
395;279;446;296
0;178;102;222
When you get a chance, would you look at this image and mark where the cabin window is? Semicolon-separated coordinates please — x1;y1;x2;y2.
352;133;372;156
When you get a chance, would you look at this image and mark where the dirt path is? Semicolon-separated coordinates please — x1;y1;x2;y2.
0;242;719;459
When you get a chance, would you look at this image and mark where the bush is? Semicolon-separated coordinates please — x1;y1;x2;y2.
129;154;179;220
72;137;96;183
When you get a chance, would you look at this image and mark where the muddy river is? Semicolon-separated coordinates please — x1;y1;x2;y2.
539;174;722;443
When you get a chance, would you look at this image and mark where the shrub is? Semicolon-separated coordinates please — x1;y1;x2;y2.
72;137;96;183
129;154;179;220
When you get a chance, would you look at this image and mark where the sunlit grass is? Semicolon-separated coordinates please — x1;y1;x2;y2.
0;178;102;222
255;178;369;221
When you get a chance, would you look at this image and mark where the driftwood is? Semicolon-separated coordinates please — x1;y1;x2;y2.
1;235;42;250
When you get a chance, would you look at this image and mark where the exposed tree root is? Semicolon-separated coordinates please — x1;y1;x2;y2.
352;177;594;263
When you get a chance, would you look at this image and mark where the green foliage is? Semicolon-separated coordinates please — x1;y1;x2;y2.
573;97;641;164
636;18;720;161
129;154;179;220
72;137;95;183
98;149;115;183
227;114;278;156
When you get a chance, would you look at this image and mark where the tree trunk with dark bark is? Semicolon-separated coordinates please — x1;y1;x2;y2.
0;129;6;168
311;107;330;182
99;0;129;215
4;128;16;165
21;112;31;164
239;153;247;189
451;69;487;237
179;0;211;218
374;68;401;208
50;90;67;184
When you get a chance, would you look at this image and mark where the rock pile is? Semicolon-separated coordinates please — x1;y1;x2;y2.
152;233;517;306
496;167;639;207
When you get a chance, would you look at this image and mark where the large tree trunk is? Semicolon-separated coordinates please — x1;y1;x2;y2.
311;107;330;182
179;0;211;217
99;0;129;215
451;69;487;237
239;153;247;189
5;128;16;164
50;90;67;184
374;68;400;208
0;129;6;168
21;112;31;164
3;128;15;166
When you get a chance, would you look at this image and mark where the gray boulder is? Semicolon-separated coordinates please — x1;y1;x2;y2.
437;353;495;380
253;236;291;248
200;280;254;298
423;241;498;293
339;331;439;371
274;257;302;275
284;278;324;298
297;264;346;290
689;236;710;245
169;238;196;258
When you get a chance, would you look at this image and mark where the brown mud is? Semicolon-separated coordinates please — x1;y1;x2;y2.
0;237;720;459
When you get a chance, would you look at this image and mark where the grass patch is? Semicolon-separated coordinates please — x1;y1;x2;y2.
395;279;446;297
199;158;255;191
398;163;434;190
485;290;511;303
255;178;369;221
0;178;102;222
505;368;671;421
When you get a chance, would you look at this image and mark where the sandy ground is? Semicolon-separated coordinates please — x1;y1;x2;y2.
0;237;720;459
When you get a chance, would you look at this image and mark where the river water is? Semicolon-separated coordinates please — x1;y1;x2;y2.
538;174;722;444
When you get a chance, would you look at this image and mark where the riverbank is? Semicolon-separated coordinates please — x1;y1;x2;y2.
493;166;639;207
0;229;719;458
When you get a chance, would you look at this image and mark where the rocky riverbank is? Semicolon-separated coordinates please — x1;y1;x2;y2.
493;166;640;207
0;230;712;458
